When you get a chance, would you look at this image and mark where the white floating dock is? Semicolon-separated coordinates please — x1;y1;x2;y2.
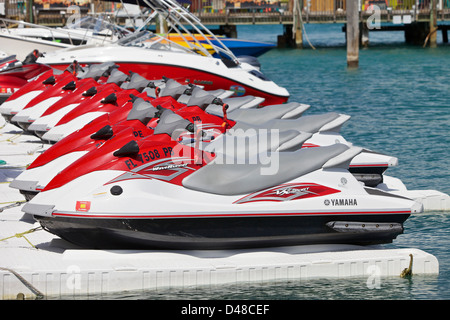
0;120;443;300
0;207;440;300
379;175;450;212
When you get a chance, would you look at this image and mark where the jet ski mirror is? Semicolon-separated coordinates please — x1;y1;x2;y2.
113;140;140;157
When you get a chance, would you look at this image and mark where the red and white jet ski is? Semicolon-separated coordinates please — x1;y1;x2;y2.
22;107;421;249
0;50;51;105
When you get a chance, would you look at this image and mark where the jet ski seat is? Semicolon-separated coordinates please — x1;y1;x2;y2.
235;112;343;134
153;109;193;137
186;93;219;110
106;68;129;85
126;98;158;124
158;79;189;100
193;87;229;99
78;62;117;80
225;102;309;125
121;72;153;91
183;143;350;195
202;129;309;161
177;86;232;105
206;96;258;114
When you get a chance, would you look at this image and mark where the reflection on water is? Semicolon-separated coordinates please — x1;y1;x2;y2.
85;274;441;300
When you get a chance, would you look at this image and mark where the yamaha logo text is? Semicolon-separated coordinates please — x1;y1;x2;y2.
325;199;358;206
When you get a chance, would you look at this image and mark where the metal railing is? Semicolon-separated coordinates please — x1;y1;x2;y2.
194;0;450;23
1;0;449;25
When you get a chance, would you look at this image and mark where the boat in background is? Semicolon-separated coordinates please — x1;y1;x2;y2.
115;2;275;58
208;36;275;57
165;33;276;58
0;15;131;60
36;0;289;105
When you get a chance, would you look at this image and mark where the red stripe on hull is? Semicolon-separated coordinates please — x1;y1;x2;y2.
53;210;411;219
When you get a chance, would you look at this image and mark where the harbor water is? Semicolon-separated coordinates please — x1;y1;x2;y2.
52;23;450;300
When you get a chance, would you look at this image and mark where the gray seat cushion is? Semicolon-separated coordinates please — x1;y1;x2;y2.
234;112;341;133
183;143;349;195
78;61;116;80
226;102;308;125
126;98;158;123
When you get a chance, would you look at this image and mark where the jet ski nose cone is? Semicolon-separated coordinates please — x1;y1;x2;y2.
101;93;117;104
62;81;76;91
113;140;140;157
82;86;97;97
90;125;114;140
42;76;56;85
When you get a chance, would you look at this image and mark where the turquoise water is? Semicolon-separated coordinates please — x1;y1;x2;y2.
60;24;450;301
253;24;450;198
240;24;450;300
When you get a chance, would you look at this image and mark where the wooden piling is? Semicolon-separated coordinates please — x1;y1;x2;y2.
26;0;34;23
361;22;369;47
293;0;303;49
346;0;359;68
429;0;437;48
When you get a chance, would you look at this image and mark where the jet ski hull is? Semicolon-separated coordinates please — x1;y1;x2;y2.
35;211;410;250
